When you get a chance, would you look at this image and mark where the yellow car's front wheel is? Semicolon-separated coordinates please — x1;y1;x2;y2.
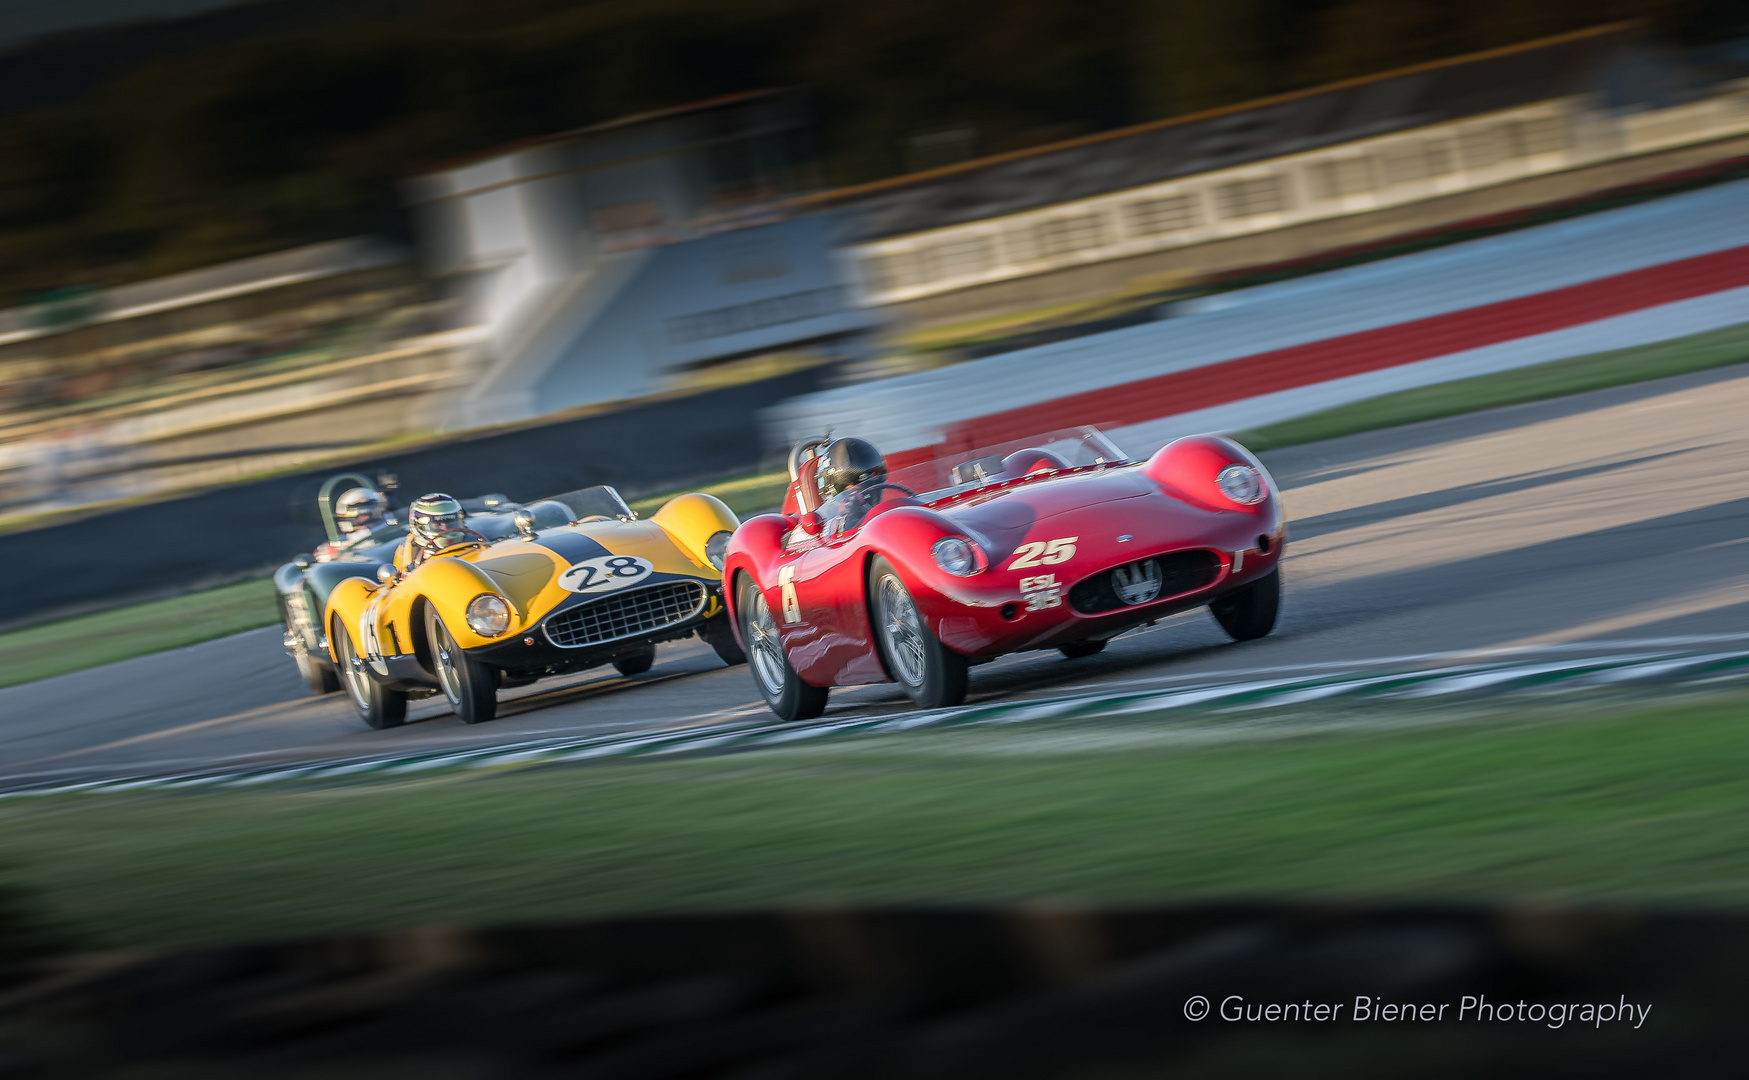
425;608;499;725
332;616;406;730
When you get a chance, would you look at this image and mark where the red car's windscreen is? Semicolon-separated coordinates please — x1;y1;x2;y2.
885;426;1131;502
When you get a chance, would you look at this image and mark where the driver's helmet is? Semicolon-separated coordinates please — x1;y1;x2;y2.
333;486;390;538
817;437;886;499
407;493;465;548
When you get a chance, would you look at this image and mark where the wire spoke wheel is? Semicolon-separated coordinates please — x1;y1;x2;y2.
879;575;928;688
434;636;464;705
735;575;828;722
337;631;373;711
331;616;405;730
424;608;499;725
868;557;968;710
748;590;788;698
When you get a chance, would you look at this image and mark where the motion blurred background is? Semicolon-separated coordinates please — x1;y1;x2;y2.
1;5;1749;1074
0;0;1746;624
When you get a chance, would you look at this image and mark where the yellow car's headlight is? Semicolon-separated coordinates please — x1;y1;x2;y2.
705;530;733;571
466;594;512;636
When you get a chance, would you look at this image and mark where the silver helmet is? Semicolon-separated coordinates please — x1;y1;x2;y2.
333;487;389;537
407;493;465;546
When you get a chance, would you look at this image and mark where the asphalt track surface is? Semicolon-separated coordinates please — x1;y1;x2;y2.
4;363;1747;789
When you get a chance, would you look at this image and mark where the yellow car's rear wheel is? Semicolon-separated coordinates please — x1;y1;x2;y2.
425;608;499;725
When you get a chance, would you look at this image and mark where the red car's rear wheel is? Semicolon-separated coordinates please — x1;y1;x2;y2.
869;556;968;710
737;576;828;722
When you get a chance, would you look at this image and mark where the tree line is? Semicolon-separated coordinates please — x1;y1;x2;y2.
0;0;1735;305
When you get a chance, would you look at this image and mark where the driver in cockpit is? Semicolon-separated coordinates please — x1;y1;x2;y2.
396;492;471;571
313;485;396;562
816;437;897;535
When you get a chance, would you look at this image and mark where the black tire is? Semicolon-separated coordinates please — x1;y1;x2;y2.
613;642;657;677
869;556;968;710
425;608;498;724
290;629;340;695
737;575;828;722
1058;639;1107;659
1210;567;1281;642
699;611;747;666
332;616;406;730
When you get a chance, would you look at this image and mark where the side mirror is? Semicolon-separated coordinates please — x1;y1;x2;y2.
292;554;312;570
376;564;397;585
797;511;824;537
512;509;538;538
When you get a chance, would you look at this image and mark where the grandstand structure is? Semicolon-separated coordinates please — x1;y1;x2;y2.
812;25;1749;328
405;89;874;429
0;239;472;516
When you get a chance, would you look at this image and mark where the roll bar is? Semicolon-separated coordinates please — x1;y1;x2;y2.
787;435;830;481
316;472;378;543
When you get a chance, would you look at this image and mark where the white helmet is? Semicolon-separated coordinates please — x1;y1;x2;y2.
334;487;390;537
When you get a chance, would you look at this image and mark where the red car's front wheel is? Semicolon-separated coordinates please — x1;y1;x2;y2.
1210;566;1281;641
869;557;968;710
737;576;828;722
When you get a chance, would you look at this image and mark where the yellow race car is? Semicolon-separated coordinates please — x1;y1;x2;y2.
324;485;743;729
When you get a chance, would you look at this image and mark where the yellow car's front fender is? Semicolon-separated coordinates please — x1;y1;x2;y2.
397;556;519;651
323;576;380;662
650;493;739;572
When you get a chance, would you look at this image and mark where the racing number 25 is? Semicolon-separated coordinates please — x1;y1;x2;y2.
1009;536;1077;570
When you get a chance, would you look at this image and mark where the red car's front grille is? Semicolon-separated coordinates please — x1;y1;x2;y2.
1068;550;1222;614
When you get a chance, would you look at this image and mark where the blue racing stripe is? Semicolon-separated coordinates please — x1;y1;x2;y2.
529;529;614;565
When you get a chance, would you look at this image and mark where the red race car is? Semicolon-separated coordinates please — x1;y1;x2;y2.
721;427;1286;720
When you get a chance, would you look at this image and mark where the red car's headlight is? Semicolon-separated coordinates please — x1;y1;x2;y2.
933;536;984;576
1216;464;1266;505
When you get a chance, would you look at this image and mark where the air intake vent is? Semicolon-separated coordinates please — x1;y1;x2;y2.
1069;550;1222;614
543;581;707;648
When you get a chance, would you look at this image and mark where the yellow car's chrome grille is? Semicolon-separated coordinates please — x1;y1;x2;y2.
542;581;707;649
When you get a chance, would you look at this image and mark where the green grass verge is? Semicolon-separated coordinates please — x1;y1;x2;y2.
1235;322;1749;451
0;578;280;690
2;692;1745;950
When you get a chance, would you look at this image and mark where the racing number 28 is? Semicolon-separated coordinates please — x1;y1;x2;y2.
560;555;652;593
568;556;644;590
1009;537;1077;570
